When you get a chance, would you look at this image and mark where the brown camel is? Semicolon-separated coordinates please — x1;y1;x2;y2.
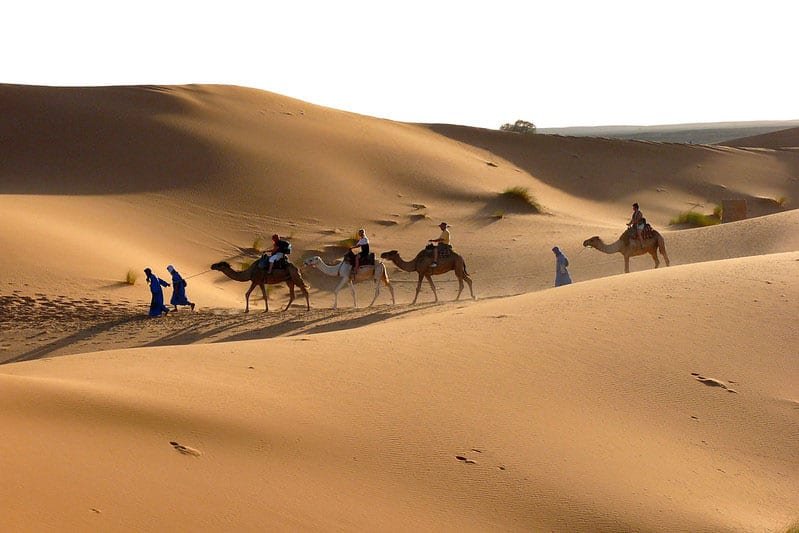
583;230;670;273
210;261;310;312
380;248;475;304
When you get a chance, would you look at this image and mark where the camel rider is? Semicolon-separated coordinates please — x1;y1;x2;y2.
350;228;370;278
429;222;451;268
627;203;645;245
266;234;292;274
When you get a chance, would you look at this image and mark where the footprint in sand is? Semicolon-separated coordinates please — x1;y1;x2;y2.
455;455;476;464
169;441;202;456
692;373;737;393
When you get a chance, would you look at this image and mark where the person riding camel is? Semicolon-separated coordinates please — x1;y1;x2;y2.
429;222;451;268
266;234;292;274
350;228;370;278
627;203;645;246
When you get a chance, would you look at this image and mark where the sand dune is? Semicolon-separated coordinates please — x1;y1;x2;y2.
1;84;797;531
1;253;797;531
720;126;799;148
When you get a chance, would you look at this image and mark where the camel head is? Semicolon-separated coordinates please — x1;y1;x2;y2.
303;256;321;268
583;236;601;248
210;261;231;271
380;250;398;260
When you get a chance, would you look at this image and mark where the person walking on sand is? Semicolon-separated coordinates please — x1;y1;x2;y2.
166;265;195;311
429;222;451;268
552;246;572;287
144;267;170;317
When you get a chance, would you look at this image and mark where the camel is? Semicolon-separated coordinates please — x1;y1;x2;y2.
302;256;395;309
380;247;475;304
583;229;670;273
210;260;310;312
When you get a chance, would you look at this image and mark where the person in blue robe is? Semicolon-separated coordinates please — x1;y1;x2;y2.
144;268;170;317
167;265;195;311
552;246;572;287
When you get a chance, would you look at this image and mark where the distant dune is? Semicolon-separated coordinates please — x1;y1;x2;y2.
719;126;799;148
539;119;799;144
1;84;797;532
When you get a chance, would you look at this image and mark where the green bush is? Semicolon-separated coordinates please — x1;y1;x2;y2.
500;119;537;134
500;186;541;211
669;211;720;227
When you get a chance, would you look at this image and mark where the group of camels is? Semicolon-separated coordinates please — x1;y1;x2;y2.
211;228;668;312
210;245;474;313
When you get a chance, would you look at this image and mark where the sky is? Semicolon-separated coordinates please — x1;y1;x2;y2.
3;0;798;129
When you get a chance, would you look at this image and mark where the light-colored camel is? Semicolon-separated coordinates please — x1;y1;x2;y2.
210;260;310;312
583;229;670;273
380;248;475;304
302;256;395;309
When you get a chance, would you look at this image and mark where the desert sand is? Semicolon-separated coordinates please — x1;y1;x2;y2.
1;84;797;532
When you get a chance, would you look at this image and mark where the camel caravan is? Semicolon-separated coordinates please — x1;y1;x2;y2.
210;204;668;313
212;223;474;312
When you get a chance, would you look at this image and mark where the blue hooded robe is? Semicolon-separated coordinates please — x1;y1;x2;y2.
554;251;572;287
169;269;192;307
146;271;170;317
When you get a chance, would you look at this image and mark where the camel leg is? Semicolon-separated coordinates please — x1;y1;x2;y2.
302;284;310;310
244;282;256;313
624;256;630;274
456;276;464;300
350;279;358;308
412;273;424;304
426;275;438;303
259;283;269;312
659;239;671;267
368;274;381;307
285;282;296;311
332;277;349;310
650;248;660;269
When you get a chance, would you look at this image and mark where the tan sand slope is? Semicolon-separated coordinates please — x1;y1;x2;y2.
1;253;797;532
720;126;799;148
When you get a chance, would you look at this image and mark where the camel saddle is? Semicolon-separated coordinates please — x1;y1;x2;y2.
344;251;375;266
256;254;290;270
424;243;452;258
624;222;656;243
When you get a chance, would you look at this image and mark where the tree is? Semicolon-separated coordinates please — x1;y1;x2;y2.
500;119;537;134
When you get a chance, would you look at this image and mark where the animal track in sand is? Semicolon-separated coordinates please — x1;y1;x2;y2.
169;441;202;456
691;373;737;393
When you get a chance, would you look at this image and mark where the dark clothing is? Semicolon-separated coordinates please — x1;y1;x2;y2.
147;274;170;317
169;270;192;307
277;239;291;254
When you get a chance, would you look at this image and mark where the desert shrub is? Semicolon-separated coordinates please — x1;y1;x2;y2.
338;233;360;248
669;211;720;227
776;196;789;207
491;209;505;219
125;269;138;285
500;186;541;211
713;204;723;219
252;236;265;252
500;119;537;134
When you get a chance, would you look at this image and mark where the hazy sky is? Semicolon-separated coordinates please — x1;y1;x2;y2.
4;1;797;128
